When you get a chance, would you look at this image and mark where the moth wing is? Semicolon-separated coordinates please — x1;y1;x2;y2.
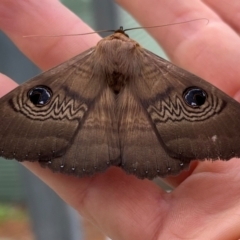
118;86;188;179
133;49;240;165
0;48;120;176
40;86;120;176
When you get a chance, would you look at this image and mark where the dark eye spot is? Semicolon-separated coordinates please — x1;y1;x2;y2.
183;87;207;107
28;86;52;107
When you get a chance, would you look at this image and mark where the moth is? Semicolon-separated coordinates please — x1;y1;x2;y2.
0;27;240;179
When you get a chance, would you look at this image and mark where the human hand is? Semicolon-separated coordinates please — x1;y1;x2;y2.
0;0;240;239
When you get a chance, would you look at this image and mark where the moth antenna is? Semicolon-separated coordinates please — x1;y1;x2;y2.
23;29;116;38
124;18;209;32
23;18;208;38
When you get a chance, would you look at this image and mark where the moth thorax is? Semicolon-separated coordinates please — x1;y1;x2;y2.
107;71;129;94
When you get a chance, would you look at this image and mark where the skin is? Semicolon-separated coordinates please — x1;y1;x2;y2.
1;0;240;239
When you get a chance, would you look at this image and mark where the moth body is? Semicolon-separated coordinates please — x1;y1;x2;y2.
95;31;141;94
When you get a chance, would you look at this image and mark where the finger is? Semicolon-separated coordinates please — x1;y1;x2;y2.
163;158;240;239
0;0;101;70
203;0;240;33
23;160;168;240
116;0;240;96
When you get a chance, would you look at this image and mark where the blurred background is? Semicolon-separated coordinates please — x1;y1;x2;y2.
0;1;168;239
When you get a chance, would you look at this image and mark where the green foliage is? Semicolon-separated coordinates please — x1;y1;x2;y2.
0;204;28;222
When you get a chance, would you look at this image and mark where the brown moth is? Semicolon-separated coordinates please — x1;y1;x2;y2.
0;27;240;179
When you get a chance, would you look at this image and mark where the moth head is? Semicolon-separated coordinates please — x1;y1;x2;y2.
28;85;52;107
114;26;129;38
183;87;207;108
